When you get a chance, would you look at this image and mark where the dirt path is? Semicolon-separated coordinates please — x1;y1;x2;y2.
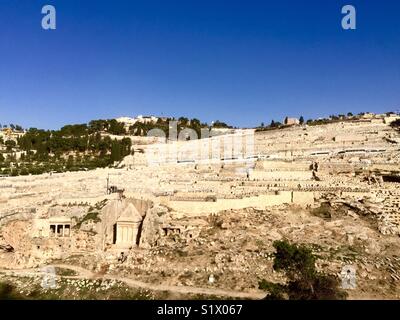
0;264;265;299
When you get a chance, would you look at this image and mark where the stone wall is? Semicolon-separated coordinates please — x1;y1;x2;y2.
249;170;313;181
168;191;314;215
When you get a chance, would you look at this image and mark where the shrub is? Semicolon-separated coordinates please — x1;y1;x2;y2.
75;210;101;229
311;203;332;219
0;282;24;300
390;119;400;129
260;240;347;300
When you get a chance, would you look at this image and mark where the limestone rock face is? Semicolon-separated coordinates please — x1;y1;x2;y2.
97;198;152;248
139;205;167;248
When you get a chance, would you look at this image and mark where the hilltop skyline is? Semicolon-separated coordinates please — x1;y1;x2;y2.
1;0;400;129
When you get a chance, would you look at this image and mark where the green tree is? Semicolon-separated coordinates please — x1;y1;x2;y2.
299;116;304;124
191;118;201;127
212;120;232;128
5;140;16;152
120;137;132;157
110;140;122;163
260;240;347;300
390;119;400;129
66;155;74;170
178;117;189;126
20;167;29;176
108;119;126;135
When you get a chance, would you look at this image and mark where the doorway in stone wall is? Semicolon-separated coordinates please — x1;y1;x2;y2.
113;223;117;244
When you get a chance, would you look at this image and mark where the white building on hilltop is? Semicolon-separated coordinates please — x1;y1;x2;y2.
116;115;159;126
284;117;300;126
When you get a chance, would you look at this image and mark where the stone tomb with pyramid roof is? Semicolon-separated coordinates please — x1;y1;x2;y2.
114;203;143;248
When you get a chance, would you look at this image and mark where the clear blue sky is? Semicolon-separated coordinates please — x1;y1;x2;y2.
1;0;399;129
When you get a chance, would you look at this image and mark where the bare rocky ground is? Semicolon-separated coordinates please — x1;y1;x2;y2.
2;202;399;300
0;273;224;300
112;204;400;300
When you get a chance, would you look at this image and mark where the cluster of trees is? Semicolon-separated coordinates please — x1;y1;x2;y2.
258;112;389;131
41;120;127;137
128;117;173;137
87;119;126;135
211;120;232;128
0;153;117;176
305;114;350;126
259;240;347;300
37;117;234;140
0;116;234;176
89;117;232;138
127;117;228;138
0;123;23;131
17;128;131;156
0;123;133;176
305;112;388;126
